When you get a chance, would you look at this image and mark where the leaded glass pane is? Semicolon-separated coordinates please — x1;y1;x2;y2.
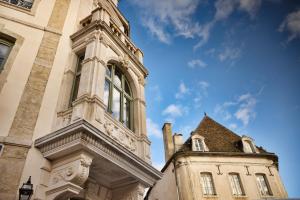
201;173;215;195
71;75;80;102
229;174;243;196
123;97;131;128
256;174;271;196
113;67;122;87
104;80;110;109
106;65;112;77
124;80;131;96
112;87;121;120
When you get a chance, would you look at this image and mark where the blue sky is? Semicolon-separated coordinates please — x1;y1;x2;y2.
118;0;300;197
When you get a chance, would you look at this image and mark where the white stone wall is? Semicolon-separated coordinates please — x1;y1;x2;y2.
147;162;178;200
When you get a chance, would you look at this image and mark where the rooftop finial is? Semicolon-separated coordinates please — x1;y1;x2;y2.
204;112;207;116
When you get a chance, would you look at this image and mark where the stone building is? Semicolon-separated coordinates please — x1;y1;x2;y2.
146;115;288;200
0;0;162;199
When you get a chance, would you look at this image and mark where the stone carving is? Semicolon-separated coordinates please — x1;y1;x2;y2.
103;119;137;152
50;153;93;187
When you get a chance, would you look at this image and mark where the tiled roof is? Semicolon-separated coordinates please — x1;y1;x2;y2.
180;115;268;153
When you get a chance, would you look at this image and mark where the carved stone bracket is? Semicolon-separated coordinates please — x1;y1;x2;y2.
46;152;93;200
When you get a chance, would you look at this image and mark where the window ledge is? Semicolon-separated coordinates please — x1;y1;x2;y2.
233;196;248;199
203;195;218;198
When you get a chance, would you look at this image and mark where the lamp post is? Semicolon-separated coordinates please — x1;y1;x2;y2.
19;176;33;200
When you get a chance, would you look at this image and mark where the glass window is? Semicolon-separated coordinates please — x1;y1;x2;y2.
105;63;133;130
70;55;84;103
229;173;244;196
256;174;272;196
1;0;34;9
112;87;121;120
0;39;13;73
200;173;216;195
195;139;204;151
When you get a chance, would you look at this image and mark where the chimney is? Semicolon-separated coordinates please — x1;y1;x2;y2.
162;123;174;162
173;133;184;152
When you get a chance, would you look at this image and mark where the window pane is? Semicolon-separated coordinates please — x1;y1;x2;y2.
71;75;80;102
195;139;204;151
106;65;112;77
123;97;131;128
113;67;122;87
0;42;11;71
230;174;243;196
76;55;84;73
256;174;271;196
201;173;215;195
124;80;131;96
104;80;110;109
112;87;121;120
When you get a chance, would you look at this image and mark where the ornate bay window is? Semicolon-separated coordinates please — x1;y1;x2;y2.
104;63;132;130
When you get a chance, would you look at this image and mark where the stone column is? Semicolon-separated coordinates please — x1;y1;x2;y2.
71;30;106;123
175;157;194;200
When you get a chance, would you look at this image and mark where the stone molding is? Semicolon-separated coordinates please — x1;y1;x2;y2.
0;136;32;148
34;119;162;187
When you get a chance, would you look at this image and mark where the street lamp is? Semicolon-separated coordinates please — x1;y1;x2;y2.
19;176;33;200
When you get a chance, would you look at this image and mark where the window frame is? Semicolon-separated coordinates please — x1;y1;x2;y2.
69;54;84;106
0;38;14;73
228;173;245;196
104;63;133;130
200;172;217;196
255;173;272;196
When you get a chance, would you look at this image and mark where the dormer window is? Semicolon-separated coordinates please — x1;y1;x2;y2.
192;135;208;152
241;136;258;153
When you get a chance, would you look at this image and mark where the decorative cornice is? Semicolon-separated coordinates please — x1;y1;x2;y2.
70;20;149;77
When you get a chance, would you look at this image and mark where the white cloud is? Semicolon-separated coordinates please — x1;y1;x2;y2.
279;9;300;42
235;93;257;126
198;81;210;97
214;93;257;126
238;0;261;19
129;0;262;48
142;18;171;44
129;0;203;43
175;82;190;99
218;47;241;62
162;104;187;118
146;118;162;138
188;59;207;68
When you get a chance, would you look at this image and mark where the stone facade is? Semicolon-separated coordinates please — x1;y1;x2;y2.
146;116;288;200
0;0;161;199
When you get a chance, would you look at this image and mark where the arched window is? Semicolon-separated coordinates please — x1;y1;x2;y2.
104;63;132;130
